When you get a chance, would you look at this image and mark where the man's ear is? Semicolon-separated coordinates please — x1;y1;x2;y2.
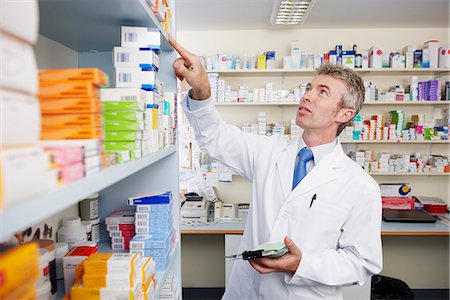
336;107;355;124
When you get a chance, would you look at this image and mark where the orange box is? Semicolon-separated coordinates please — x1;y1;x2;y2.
40;98;102;114
41;126;102;140
41;113;102;128
39;68;107;86
39;81;99;99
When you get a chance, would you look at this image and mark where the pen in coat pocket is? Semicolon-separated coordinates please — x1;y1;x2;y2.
310;194;317;208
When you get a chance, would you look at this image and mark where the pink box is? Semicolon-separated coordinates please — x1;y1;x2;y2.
45;146;83;167
59;162;84;184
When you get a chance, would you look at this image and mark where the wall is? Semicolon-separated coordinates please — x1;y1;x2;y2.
178;27;450;289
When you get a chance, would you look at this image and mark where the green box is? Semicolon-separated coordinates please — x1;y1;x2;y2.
105;141;141;151
102;101;144;111
104;120;144;131
104;131;142;142
104;111;144;121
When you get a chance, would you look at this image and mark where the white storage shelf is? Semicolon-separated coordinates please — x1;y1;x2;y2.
206;68;450;76
341;140;449;144
214;101;450;106
0;147;175;241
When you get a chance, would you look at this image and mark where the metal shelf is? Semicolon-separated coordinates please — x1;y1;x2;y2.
0;146;175;241
39;0;173;52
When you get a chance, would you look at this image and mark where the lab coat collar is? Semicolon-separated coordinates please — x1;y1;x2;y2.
276;140;346;202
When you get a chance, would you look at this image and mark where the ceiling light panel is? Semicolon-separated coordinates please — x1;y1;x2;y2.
270;0;316;25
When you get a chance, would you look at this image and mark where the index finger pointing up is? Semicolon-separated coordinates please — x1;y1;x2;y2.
169;35;193;66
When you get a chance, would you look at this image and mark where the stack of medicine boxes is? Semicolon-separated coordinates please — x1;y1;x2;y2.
0;0;54;211
105;210;136;251
38;68;106;183
101;26;162;161
128;192;175;272
71;253;156;300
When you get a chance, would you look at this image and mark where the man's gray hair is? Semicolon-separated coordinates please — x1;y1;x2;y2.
316;64;365;136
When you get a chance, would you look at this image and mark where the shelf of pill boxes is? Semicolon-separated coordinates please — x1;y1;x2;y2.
39;0;173;52
341;140;449;144
206;68;450;76
214;101;450;106
94;239;181;299
369;172;450;176
0;146;175;242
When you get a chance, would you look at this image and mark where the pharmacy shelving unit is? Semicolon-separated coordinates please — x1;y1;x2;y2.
0;0;182;297
203;67;450;208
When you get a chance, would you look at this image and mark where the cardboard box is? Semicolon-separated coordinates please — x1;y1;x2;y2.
121;26;161;52
103;101;145;111
439;46;450;68
104;111;144;122
342;51;355;68
1;147;51;210
58;161;85;184
39;68;108;86
39;81;99;99
100;88;161;104
113;47;159;69
0;33;38;94
104;131;145;142
71;280;141;300
0;243;39;297
41;113;102;128
41;126;102;140
1;89;40;146
115;68;158;90
104;141;142;151
380;183;411;197
63;246;98;294
44;146;84;166
369;46;383;69
104;120;145;131
83;253;140;274
82;272;138;289
0;0;38;44
40;97;102;114
424;40;439;68
40;139;101;157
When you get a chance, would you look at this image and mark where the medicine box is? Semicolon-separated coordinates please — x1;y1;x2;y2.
135;217;173;228
130;248;166;258
104;131;145;142
424;40;439;68
129;234;172;250
101;88;160;104
104;111;145;122
41;126;102;140
104;120;145;131
0;33;38;94
1;90;40;146
128;191;172;205
342;51;355;68
41;113;102;128
405;51;414;68
39;81;99;99
63;246;98;293
39;68;108;86
369;46;383;69
83;253;140;274
40;97;102;114
40;139;101;157
121;26;161;52
0;0;38;44
106;223;135;231
113;47;159;69
135;211;172;220
380;183;411;197
413;50;423;68
71;280;141;300
439;46;450;68
103;101;145;111
115;68;158;90
82;272;138;289
136;203;173;212
105;141;142;151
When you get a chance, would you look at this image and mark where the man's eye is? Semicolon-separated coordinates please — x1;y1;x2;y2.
320;89;327;95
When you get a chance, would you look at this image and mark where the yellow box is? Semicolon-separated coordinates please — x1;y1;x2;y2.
41;126;102;140
40;98;102;114
39;68;108;86
71;280;141;300
39;81;99;99
0;243;39;297
1;282;36;300
83;272;137;289
83;253;140;275
257;53;266;69
41;113;102;128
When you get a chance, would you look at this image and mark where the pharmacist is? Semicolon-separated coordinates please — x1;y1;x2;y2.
170;37;382;299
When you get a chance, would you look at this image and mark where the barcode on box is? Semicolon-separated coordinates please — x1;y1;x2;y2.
136;227;148;234
117;52;130;62
112;237;124;243
130;243;144;250
136;220;148;226
119;73;132;83
136;205;151;212
125;32;137;42
136;212;150;219
110;231;122;237
107;225;119;231
120;96;137;101
112;244;125;250
130;249;145;256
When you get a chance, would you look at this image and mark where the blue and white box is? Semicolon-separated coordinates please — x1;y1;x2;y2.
113;47;160;70
121;26;160;53
128;191;172;205
115;68;159;91
130;233;172;250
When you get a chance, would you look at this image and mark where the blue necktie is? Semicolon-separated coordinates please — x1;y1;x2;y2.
292;147;314;190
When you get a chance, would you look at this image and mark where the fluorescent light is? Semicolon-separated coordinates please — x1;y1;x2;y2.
270;0;316;25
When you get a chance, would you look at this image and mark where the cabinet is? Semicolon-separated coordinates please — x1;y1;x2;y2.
0;0;181;298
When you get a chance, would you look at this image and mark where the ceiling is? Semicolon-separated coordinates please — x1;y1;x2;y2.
176;0;450;31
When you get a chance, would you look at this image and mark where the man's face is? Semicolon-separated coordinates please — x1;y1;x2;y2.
296;74;349;134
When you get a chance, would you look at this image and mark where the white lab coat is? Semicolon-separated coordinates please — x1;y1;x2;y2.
182;98;382;300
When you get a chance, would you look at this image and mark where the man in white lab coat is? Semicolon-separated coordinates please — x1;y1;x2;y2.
170;37;382;299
